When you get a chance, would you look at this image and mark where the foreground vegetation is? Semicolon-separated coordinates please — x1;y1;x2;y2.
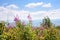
0;17;60;40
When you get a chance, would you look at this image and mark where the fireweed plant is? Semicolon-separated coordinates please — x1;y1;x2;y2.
0;14;60;40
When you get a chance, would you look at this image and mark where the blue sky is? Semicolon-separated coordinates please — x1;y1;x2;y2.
0;0;60;23
0;0;60;10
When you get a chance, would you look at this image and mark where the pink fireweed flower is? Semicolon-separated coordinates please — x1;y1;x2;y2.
22;21;26;26
40;27;44;30
7;23;12;28
14;15;20;22
27;14;32;22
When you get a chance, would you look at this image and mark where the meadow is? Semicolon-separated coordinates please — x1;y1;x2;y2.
0;16;60;40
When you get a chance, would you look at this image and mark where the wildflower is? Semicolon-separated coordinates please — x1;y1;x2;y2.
22;21;26;26
14;15;19;22
40;27;44;30
27;14;32;22
7;23;12;28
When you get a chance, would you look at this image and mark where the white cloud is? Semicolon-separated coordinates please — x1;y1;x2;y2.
25;2;52;8
0;4;60;22
25;2;43;8
42;3;52;8
0;5;29;21
6;4;19;9
31;9;60;20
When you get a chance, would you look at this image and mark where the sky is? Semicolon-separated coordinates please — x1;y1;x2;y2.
0;0;60;23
